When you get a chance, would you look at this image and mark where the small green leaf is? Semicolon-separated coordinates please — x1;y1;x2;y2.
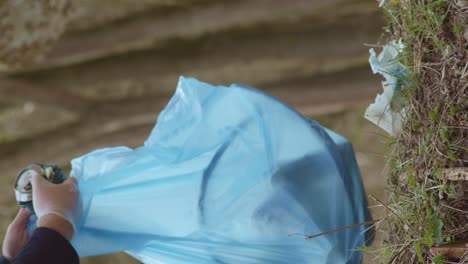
432;254;446;264
439;127;449;143
453;25;463;35
448;151;458;161
429;106;440;123
407;165;417;188
422;191;430;202
449;106;460;116
424;129;434;139
356;246;379;252
424;230;433;248
429;194;437;208
429;210;444;244
414;242;424;263
412;122;422;131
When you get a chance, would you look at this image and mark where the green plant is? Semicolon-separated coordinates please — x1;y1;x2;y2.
369;0;467;263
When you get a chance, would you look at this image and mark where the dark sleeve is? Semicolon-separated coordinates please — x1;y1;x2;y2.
0;256;10;264
10;227;79;264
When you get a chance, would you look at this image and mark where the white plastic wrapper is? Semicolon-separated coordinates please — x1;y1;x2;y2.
365;40;408;135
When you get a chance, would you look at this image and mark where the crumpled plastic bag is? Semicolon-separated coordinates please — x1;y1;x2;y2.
365;40;408;135
32;77;372;263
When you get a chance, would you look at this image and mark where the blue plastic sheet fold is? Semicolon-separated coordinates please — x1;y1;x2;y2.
41;77;371;263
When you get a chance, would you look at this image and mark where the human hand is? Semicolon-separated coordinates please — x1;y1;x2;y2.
31;174;80;240
2;208;31;260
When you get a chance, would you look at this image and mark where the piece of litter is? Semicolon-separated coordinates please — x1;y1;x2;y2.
365;40;408;135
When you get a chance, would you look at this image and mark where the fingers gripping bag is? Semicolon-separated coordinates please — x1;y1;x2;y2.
63;77;372;263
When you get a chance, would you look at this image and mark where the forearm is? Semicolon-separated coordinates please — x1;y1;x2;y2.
10;227;78;264
0;256;10;264
37;213;74;241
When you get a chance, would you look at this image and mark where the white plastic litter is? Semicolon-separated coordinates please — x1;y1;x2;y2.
365;40;408;135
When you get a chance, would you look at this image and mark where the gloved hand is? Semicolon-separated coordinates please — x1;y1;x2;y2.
2;208;31;260
31;174;80;240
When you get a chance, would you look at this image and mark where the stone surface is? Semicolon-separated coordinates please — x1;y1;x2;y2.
0;0;72;70
0;101;77;144
17;9;382;101
15;0;378;71
66;0;203;33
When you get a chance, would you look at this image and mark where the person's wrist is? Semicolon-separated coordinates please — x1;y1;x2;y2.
2;249;12;261
1;255;11;263
36;213;74;241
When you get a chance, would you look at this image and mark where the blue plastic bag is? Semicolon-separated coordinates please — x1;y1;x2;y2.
49;77;370;263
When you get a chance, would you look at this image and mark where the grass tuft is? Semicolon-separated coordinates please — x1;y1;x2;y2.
365;0;467;263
